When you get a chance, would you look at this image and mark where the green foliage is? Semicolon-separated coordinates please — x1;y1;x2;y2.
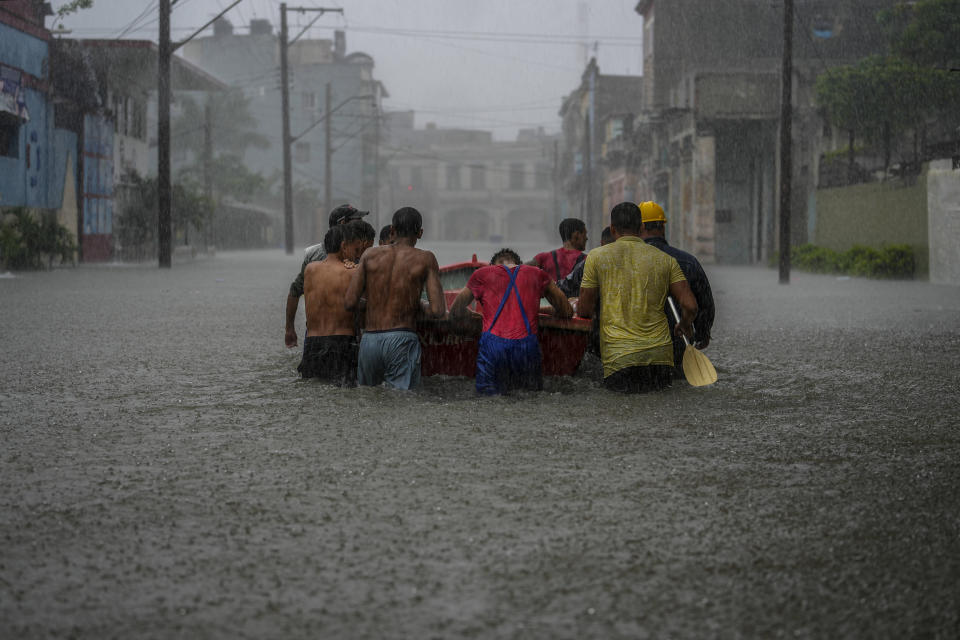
176;154;268;204
115;171;212;260
879;0;960;69
788;243;916;279
815;1;960;166
53;0;93;28
172;90;269;160
0;208;76;270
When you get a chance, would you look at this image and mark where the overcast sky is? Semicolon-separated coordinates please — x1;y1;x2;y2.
53;0;644;141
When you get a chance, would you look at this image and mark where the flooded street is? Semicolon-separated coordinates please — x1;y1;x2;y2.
1;248;958;638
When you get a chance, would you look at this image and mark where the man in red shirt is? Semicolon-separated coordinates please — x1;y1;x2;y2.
450;249;573;395
530;218;588;282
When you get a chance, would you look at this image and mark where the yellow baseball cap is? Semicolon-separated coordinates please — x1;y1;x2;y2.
639;201;666;223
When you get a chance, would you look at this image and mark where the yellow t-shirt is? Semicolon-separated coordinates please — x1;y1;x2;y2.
581;236;687;377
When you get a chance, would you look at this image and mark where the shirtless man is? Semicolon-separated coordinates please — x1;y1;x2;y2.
344;206;445;389
298;224;368;385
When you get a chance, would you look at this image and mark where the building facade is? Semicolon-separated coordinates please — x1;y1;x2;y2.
631;0;903;264
181;19;386;245
384;114;560;245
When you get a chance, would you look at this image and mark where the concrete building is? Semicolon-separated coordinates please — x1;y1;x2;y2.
383;113;559;245
1;0;81;255
181;19;386;245
557;60;643;244
631;0;902;264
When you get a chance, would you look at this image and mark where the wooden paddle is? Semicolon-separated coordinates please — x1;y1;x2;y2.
667;297;717;387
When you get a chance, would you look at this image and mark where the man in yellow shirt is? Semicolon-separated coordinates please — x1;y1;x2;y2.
577;202;698;393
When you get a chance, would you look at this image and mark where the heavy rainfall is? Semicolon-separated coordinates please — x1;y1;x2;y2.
1;0;959;637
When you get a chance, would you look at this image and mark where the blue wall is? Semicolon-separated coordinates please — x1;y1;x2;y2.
0;23;48;78
0;22;75;212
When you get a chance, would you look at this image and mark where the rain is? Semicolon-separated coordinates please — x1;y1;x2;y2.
2;0;960;637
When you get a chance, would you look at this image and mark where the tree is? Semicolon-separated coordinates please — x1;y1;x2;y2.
815;0;960;177
53;0;94;29
172;89;269;159
879;0;960;69
115;171;212;261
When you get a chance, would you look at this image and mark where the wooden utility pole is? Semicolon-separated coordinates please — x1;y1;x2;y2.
157;0;242;267
278;6;343;253
158;0;172;268
778;0;794;284
203;100;214;251
324;82;332;218
280;3;294;254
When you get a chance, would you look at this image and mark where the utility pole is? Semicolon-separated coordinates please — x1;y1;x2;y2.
278;6;343;254
280;3;294;254
203;99;214;252
157;0;242;268
372;96;380;227
778;0;794;284
324;82;332;219
158;0;172;268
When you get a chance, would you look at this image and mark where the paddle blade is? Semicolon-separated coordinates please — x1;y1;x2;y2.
681;345;718;387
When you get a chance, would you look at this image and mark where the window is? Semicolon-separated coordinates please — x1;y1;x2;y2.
302;92;316;110
0;113;19;158
509;163;525;190
295;142;310;163
470;164;486;190
446;163;461;190
534;163;549;189
411;166;423;191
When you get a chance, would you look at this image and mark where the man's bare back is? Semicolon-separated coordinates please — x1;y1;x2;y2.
345;241;445;331
304;257;357;337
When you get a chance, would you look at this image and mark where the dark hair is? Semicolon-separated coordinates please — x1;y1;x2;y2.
600;226;614;245
379;224;392;244
559;217;586;241
323;225;344;254
392;207;422;238
490;248;522;265
643;221;665;232
610;202;641;233
347;219;376;243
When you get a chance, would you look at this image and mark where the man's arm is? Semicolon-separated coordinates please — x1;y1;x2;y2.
422;253;446;319
577;286;598;319
691;266;715;349
284;254;311;347
344;255;367;312
284;294;300;347
668;279;697;340
448;287;475;318
543;281;574;318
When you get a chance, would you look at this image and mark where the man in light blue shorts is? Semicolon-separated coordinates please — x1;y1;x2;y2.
356;329;423;389
345;207;446;389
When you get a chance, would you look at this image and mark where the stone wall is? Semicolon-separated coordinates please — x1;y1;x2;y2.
927;159;960;286
814;176;928;276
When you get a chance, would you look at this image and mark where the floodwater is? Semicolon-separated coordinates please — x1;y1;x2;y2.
1;247;958;638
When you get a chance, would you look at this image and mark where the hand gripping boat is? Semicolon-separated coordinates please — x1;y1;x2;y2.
416;255;593;377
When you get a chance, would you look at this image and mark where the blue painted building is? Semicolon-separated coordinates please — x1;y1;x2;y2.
0;1;87;259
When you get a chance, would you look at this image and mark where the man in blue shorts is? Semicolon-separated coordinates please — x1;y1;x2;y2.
449;248;573;395
344;207;446;389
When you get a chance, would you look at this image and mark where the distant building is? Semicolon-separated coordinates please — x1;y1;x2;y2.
557;60;643;243
632;0;903;264
181;19;386;245
383;115;559;244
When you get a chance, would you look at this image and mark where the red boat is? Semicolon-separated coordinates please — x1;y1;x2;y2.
417;255;593;377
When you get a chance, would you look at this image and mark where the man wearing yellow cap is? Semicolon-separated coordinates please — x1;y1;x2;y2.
577;202;698;393
639;200;715;376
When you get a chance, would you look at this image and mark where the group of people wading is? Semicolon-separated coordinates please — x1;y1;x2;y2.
284;201;715;395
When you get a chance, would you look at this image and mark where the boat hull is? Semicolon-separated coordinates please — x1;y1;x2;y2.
417;258;591;378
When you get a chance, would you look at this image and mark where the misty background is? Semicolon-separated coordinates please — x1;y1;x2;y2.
53;0;644;141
